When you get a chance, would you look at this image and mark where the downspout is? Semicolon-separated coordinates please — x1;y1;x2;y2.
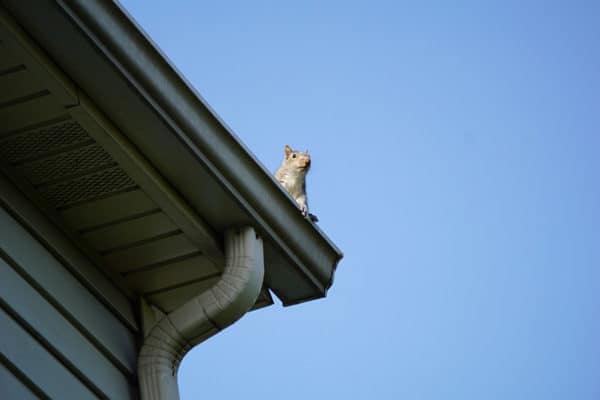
137;226;265;400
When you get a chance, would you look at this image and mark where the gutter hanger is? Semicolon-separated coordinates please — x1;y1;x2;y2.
138;226;264;400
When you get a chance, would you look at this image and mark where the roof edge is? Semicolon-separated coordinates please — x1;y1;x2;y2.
54;0;343;297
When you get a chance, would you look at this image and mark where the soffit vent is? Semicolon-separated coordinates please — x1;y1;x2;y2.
0;40;273;312
38;166;136;209
0;119;91;163
15;143;114;186
1;120;135;209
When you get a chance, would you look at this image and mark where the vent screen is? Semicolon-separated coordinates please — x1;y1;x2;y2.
0;119;137;209
38;166;136;209
15;144;115;186
0;120;91;163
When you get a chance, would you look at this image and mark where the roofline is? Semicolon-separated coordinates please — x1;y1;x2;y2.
47;0;342;301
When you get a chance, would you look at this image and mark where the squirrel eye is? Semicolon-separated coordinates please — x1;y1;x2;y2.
292;153;297;158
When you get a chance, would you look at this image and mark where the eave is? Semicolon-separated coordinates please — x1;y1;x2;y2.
0;0;342;306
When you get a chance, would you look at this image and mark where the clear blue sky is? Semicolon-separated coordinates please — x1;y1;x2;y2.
120;1;600;398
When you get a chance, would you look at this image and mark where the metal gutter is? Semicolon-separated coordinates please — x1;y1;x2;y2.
63;0;343;294
0;0;343;304
138;226;264;400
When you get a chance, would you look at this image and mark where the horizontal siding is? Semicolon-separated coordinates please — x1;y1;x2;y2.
0;207;138;380
0;361;39;400
0;172;138;330
0;258;136;399
0;307;96;400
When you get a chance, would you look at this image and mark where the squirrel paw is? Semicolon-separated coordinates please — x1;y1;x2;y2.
308;213;319;223
300;204;308;216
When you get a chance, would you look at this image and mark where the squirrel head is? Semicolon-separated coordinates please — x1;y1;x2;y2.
284;144;311;171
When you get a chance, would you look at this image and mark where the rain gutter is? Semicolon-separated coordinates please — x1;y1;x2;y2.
0;0;342;303
54;0;342;301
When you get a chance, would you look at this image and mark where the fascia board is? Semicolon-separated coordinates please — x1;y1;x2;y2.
1;0;343;304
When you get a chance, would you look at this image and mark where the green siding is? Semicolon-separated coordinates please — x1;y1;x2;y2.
0;207;137;375
0;308;96;399
0;259;136;398
0;206;139;399
0;362;39;400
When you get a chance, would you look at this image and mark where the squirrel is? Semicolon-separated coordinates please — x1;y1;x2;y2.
275;144;318;222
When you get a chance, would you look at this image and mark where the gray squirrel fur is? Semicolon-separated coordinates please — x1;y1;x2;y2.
275;144;318;222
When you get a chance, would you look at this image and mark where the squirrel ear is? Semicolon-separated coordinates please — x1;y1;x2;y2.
284;145;292;157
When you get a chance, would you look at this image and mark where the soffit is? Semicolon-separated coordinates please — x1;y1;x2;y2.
0;18;273;313
0;0;343;307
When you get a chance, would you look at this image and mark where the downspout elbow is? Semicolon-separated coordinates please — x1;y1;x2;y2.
138;226;265;400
